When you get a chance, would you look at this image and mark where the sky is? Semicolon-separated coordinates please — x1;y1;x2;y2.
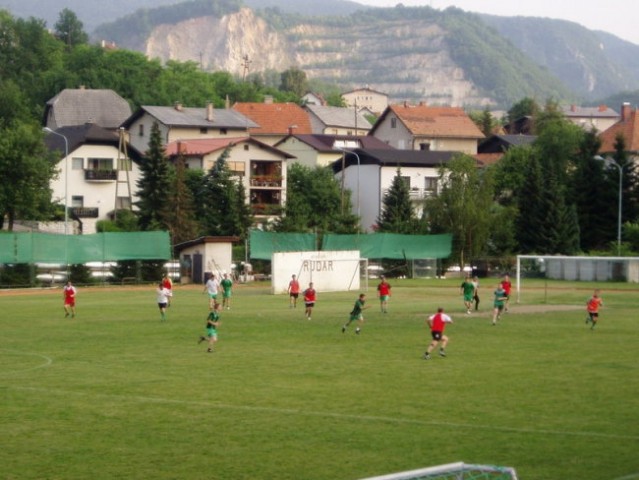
358;0;639;46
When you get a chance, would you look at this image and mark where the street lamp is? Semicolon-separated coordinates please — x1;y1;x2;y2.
43;127;69;235
594;155;625;255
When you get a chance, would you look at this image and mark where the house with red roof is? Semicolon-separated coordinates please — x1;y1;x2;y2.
370;103;484;154
232;99;313;146
165;137;293;219
599;102;639;158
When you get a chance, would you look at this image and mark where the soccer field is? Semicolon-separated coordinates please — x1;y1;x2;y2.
1;279;638;480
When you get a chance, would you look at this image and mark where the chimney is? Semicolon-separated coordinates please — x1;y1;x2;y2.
288;124;297;135
174;102;183;112
264;95;273;104
206;102;214;122
570;104;576;112
225;95;230;109
403;100;408;108
598;104;607;112
621;102;631;121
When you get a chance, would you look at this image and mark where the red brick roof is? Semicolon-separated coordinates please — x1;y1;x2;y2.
599;108;639;153
387;104;484;139
232;102;313;135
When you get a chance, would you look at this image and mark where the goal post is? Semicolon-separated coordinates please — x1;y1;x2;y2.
358;461;518;480
515;254;639;302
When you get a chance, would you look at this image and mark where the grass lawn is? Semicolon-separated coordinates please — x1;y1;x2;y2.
1;278;638;480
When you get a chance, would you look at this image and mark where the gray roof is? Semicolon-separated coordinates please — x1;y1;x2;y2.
332;149;458;173
43;124;142;162
122;105;259;130
304;105;372;130
561;105;619;118
277;134;393;152
44;89;132;130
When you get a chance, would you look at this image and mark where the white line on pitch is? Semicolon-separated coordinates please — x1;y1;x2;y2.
9;385;639;441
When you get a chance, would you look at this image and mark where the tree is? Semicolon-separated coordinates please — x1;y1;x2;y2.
571;130;613;251
164;152;199;247
275;163;358;234
377;168;420;234
0;122;57;230
200;148;253;239
279;67;308;98
54;9;88;48
135;122;173;231
424;156;494;270
469;107;497;137
507;97;540;129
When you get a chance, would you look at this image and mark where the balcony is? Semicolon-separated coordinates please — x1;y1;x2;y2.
71;207;99;218
250;175;282;188
85;169;117;181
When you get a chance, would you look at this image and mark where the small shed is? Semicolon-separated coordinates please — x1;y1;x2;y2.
174;236;240;284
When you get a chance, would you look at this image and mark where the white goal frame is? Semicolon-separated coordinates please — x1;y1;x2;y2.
358;461;518;480
516;254;639;302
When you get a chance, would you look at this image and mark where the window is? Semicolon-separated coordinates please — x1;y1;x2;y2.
419;142;431;151
72;158;83;170
87;158;113;170
71;196;84;208
424;177;438;192
220;128;228;135
390;118;397;128
199;128;208;134
228;161;245;176
138;124;144;137
244;144;249;151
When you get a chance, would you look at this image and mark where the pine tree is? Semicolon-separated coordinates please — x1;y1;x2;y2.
200;148;252;239
165;152;199;247
135;122;173;231
377;168;418;234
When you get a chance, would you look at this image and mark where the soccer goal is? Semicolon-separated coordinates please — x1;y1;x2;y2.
358;461;518;480
271;250;368;294
515;254;639;302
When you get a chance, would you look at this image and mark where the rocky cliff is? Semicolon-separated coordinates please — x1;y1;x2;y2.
145;8;493;107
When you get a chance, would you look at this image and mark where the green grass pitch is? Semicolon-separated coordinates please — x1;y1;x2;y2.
1;278;638;480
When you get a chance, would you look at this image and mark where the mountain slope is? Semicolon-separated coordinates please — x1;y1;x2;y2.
480;15;639;101
95;3;574;108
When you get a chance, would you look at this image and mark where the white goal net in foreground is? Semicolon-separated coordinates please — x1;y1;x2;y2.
515;254;639;302
358;462;518;480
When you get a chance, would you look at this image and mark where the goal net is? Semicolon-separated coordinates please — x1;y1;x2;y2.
358;462;518;480
515;255;639;302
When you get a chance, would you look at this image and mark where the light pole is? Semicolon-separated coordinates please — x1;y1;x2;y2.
43;127;69;235
595;155;624;255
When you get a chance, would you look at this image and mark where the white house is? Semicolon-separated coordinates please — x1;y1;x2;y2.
341;86;389;115
331;149;458;232
43;123;143;235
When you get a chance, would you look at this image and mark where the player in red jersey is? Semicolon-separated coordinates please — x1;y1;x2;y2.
423;307;453;360
586;289;603;329
303;282;316;320
500;274;512;312
63;281;77;318
376;275;392;313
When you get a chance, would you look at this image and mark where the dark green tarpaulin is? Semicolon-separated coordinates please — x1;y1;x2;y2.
249;230;317;260
0;231;171;264
249;231;451;260
322;233;452;259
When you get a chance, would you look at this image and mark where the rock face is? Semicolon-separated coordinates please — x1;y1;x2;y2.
145;8;491;106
